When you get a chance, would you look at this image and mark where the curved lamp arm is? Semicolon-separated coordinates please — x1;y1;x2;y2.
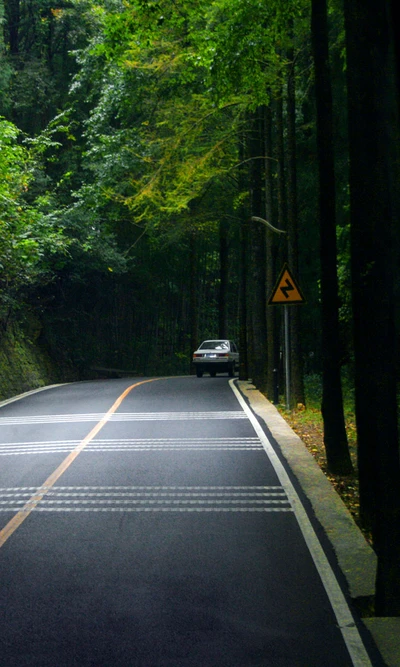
250;216;287;235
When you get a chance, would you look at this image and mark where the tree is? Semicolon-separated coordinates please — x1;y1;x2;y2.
311;0;353;474
3;0;94;134
286;22;305;407
264;104;279;401
344;0;400;616
0;117;70;320
59;0;317;389
238;132;249;380
218;217;229;338
0;0;337;393
248;110;268;390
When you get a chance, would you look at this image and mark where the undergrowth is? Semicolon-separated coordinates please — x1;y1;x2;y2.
277;372;372;545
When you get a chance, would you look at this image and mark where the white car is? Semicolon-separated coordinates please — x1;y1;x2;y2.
192;340;239;377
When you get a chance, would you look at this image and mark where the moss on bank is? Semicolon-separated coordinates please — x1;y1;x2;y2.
0;322;73;402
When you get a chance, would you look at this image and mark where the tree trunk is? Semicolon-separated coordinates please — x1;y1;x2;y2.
189;231;198;374
274;93;287;398
265;105;279;401
238;134;249;380
286;34;305;407
249;110;267;391
218;218;228;338
275;92;286;249
311;0;353;473
5;0;20;54
344;0;400;615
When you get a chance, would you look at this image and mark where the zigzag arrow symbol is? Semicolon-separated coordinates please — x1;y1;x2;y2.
281;279;294;299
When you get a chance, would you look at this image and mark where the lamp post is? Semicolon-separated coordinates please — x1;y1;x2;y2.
250;216;287;237
250;217;305;411
250;217;289;407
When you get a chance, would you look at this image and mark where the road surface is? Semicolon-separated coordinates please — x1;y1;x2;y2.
0;377;377;666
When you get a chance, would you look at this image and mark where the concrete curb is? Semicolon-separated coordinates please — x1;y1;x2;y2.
237;381;400;667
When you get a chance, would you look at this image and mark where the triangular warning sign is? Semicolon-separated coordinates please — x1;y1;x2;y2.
268;264;306;305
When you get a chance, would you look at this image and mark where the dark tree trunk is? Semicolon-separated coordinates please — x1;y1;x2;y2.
275;92;286;249
5;0;20;54
274;93;287;398
311;0;353;473
249;111;267;391
238;134;249;380
218;218;228;338
344;0;400;616
392;2;400;118
286;35;305;407
189;232;198;374
265;105;279;401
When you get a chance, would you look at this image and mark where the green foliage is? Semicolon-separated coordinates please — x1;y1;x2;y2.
299;371;354;416
0;321;68;400
0;114;126;329
0;1;12;116
2;0;96;133
0;0;367;382
0;119;67;308
77;0;310;223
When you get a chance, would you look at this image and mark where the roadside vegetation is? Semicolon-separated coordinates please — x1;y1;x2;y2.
0;321;74;401
276;373;372;544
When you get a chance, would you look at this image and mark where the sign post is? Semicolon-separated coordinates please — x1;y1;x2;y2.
268;264;306;410
284;305;290;410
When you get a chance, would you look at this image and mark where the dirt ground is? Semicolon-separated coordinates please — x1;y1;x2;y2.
278;405;373;546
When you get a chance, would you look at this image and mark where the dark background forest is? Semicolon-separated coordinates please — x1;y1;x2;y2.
0;0;399;615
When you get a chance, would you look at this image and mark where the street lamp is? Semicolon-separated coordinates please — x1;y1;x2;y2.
250;216;287;237
250;217;291;410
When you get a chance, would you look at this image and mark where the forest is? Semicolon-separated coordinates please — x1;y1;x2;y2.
1;0;399;615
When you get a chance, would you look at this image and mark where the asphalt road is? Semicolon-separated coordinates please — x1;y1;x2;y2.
0;377;373;666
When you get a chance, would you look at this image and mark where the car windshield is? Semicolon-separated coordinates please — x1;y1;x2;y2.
199;341;229;351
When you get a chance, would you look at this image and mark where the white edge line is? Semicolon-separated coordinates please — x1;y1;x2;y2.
229;379;372;667
0;384;70;409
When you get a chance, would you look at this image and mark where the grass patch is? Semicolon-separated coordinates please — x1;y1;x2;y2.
276;373;372;545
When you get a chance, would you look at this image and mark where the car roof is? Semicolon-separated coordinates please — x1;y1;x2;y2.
198;339;234;347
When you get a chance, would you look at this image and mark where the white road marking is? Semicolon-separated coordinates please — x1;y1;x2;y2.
0;438;261;446
0;384;68;409
0;485;292;512
0;491;286;498
0;486;282;492
229;379;372;667
0;414;107;425
0;507;293;513
0;411;248;426
4;499;291;506
0;437;264;455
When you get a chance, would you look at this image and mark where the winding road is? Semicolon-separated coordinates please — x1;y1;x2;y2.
0;377;376;666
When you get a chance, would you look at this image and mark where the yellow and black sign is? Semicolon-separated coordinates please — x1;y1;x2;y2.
268;264;306;305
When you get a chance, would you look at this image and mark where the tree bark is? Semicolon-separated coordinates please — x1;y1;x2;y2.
286;34;305;407
265;105;279;401
218;218;228;338
344;0;400;615
274;93;287;399
189;231;198;374
249;110;268;391
275;92;286;249
238;133;249;380
4;0;20;54
311;0;353;473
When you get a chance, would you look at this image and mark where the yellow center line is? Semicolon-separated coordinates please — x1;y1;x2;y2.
0;378;159;548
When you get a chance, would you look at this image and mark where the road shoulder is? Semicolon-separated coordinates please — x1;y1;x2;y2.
237;380;400;667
